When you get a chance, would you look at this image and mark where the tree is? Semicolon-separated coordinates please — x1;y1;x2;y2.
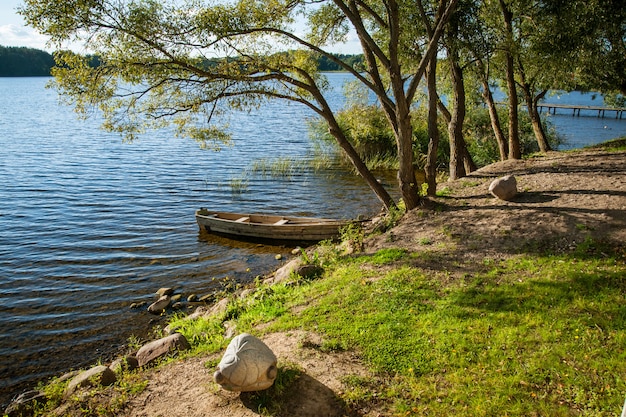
532;0;626;96
0;45;55;76
497;0;521;159
20;0;459;212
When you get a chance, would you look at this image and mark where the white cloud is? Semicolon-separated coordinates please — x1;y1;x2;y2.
0;24;51;50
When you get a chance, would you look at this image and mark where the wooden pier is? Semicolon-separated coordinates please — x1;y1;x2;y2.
536;103;625;119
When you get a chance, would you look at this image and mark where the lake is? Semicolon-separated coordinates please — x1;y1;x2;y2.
0;74;624;407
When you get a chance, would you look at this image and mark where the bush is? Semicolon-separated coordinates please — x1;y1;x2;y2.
309;102;563;175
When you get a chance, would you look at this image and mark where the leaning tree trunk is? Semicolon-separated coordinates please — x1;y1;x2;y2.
522;87;551;152
478;61;508;160
425;53;440;196
326;118;396;211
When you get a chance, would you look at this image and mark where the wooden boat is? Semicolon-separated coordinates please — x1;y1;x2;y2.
195;208;348;242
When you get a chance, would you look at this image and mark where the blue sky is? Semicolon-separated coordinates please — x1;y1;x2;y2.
0;0;51;50
0;1;361;54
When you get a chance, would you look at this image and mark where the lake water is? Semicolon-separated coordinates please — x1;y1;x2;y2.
539;91;626;149
0;74;624;406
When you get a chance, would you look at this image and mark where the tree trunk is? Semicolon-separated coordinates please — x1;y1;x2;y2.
463;142;477;174
394;100;421;209
478;62;508;160
447;49;467;180
325;117;396;211
499;0;521;160
522;86;551;152
425;54;440;197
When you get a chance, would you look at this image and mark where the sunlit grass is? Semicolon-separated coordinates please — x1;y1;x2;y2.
282;245;626;416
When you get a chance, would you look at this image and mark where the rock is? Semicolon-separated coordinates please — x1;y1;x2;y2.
187;305;210;319
209;298;229;316
156;287;174;297
269;258;303;284
223;320;238;339
110;356;139;374
4;390;47;417
136;333;191;367
489;175;518;201
295;264;324;280
291;247;303;255
199;293;214;303
147;295;170;314
57;370;81;383
239;288;254;299
64;365;116;397
213;333;278;392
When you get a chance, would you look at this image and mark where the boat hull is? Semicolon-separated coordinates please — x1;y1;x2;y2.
195;209;347;242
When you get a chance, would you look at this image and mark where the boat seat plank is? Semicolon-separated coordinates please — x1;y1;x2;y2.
235;216;250;223
274;219;289;225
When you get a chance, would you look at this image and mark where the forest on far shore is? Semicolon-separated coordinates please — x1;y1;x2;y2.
0;45;55;76
0;45;363;76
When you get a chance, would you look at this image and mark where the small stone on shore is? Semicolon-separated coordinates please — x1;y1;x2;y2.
156;287;174;297
136;333;190;367
147;295;171;314
64;365;116;398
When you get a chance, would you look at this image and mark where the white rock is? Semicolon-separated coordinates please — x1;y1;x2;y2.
64;365;116;397
214;333;277;392
489;175;518;201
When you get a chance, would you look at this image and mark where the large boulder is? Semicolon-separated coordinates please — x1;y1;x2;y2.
489;175;518;201
136;333;190;367
213;333;277;392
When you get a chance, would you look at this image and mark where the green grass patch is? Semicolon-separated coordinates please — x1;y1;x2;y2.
281;246;626;416
355;248;408;265
585;137;626;152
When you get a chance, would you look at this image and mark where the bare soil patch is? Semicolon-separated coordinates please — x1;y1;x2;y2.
367;149;626;269
121;331;375;417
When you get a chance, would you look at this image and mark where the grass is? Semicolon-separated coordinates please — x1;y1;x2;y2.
22;235;626;416
282;246;626;416
585;137;626;152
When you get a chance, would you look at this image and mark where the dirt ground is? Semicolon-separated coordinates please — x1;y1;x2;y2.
49;146;626;417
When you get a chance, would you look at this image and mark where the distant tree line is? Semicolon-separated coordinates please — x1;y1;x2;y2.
0;45;55;76
317;54;364;71
0;45;362;76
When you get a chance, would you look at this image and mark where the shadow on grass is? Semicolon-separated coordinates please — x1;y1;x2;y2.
450;263;626;332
